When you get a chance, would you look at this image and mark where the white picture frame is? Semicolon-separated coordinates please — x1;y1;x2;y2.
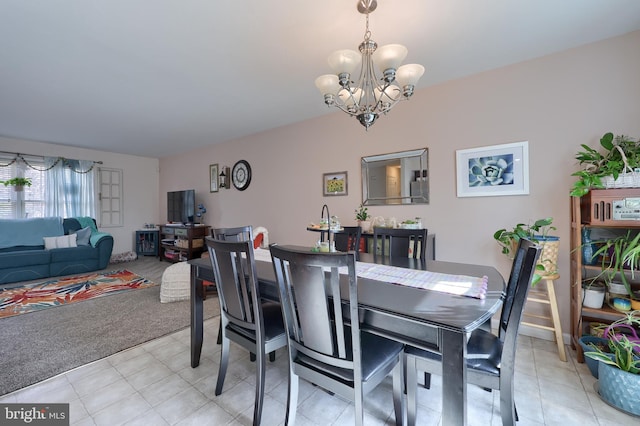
456;141;529;197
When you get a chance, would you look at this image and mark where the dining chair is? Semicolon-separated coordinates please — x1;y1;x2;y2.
211;225;253;243
269;244;405;426
333;225;362;253
372;227;428;260
404;238;542;426
205;237;287;426
210;226;254;343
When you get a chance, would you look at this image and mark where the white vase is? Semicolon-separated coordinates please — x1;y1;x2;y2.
358;220;372;233
583;282;605;309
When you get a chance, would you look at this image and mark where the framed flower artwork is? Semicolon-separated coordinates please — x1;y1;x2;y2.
456;141;529;197
323;171;348;196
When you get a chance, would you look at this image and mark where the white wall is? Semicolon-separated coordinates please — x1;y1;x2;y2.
159;30;640;337
0;136;159;255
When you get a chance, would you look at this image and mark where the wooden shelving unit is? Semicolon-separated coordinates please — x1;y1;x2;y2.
159;224;210;263
570;189;640;362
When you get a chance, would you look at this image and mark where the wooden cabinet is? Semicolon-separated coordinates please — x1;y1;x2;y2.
159;225;210;262
570;189;640;362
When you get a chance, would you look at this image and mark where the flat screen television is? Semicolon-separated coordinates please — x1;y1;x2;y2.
167;189;195;225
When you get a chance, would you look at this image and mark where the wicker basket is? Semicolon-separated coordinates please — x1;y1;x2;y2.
175;238;204;249
601;169;640;189
537;238;560;276
511;237;559;276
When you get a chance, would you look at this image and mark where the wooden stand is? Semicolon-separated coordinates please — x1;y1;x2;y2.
160;224;210;262
522;273;567;361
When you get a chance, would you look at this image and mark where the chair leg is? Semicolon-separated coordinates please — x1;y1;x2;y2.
251;350;275;362
285;372;299;425
253;345;266;426
392;355;404;426
216;322;222;344
406;355;418;426
500;373;516;426
215;334;230;395
423;372;431;389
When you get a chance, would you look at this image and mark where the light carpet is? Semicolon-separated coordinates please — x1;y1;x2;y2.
0;275;219;396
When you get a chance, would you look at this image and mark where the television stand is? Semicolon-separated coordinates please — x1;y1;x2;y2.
159;224;210;262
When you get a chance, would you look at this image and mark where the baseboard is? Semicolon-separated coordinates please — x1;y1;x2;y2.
519;323;571;345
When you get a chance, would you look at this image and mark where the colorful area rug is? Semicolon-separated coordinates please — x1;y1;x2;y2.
0;270;156;319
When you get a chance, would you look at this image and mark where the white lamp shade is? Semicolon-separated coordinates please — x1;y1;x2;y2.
372;44;408;71
338;88;363;106
375;85;400;102
396;64;425;87
315;74;340;95
327;49;361;75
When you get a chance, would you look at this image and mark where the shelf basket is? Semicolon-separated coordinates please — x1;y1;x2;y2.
601;170;640;189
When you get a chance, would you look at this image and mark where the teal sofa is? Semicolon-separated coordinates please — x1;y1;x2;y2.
0;217;113;287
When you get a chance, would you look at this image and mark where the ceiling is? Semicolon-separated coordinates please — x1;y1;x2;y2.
1;1;639;159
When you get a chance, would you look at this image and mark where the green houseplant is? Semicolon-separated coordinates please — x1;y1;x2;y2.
354;204;372;233
571;132;640;197
493;217;557;285
0;177;32;191
584;320;640;416
591;231;640;300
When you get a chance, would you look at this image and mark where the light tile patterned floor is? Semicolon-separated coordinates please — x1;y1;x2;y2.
1;317;637;425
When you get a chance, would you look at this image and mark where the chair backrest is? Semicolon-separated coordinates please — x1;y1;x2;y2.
206;237;264;337
497;238;539;341
211;226;253;242
269;245;362;379
499;238;541;348
333;226;362;253
372;227;428;260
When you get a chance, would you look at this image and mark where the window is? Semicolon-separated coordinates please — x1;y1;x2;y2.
0;155;96;220
99;168;123;227
0;156;45;219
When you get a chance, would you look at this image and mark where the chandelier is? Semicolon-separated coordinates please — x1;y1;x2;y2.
315;0;425;130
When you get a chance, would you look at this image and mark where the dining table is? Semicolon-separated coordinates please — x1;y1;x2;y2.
189;247;505;426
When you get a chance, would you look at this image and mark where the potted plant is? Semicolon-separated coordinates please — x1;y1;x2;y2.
584;322;640;416
591;230;640;301
493;217;558;285
0;177;32;191
570;132;640;197
580;311;639;378
354;204;371;233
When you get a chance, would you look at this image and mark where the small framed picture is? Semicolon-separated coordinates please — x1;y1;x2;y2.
323;171;348;196
209;163;219;193
456;141;529;197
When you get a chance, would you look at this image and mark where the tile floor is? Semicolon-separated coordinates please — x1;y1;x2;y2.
1;316;637;426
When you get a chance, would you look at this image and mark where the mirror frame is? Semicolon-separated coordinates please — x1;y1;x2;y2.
361;148;429;206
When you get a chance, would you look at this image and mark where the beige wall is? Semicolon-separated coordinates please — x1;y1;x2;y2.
1;31;638;341
0;136;159;255
160;30;640;340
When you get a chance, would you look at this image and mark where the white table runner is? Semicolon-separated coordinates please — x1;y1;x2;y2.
254;248;488;299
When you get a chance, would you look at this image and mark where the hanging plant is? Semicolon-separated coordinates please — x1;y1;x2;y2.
0;177;32;191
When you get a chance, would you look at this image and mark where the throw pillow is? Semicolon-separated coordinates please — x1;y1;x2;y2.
43;234;78;250
73;226;92;246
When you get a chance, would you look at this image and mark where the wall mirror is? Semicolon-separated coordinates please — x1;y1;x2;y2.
361;148;429;205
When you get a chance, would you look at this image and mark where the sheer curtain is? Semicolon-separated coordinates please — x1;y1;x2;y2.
45;158;96;218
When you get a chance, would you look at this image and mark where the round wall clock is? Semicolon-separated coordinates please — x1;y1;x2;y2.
232;160;252;191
